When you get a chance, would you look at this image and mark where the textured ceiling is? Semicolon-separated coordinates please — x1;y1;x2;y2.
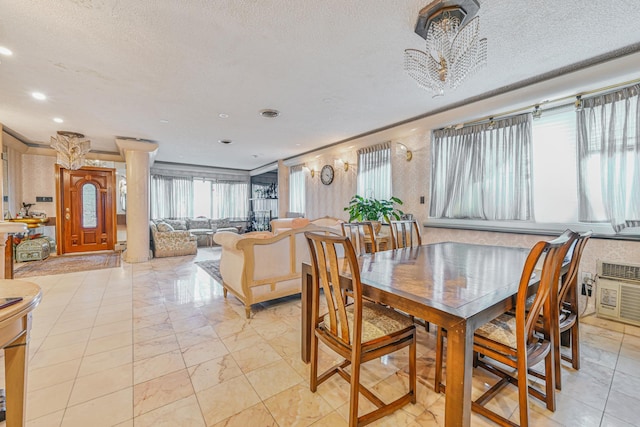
1;1;640;170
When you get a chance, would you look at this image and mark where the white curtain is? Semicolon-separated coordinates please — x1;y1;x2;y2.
150;175;193;218
289;165;306;215
212;181;249;220
577;84;640;232
430;114;533;220
357;142;391;199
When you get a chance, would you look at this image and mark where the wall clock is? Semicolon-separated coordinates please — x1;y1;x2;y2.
320;165;334;185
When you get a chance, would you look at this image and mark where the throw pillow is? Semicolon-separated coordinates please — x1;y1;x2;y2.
156;222;175;232
187;218;211;229
165;219;187;230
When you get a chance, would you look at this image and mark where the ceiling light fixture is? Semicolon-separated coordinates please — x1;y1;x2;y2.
532;105;542;120
53;118;64;123
0;46;12;56
404;0;487;96
259;109;280;118
218;113;229;119
218;139;233;145
159;119;169;123
50;131;91;170
32;92;46;100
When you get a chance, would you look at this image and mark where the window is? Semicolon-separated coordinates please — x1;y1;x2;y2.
289;165;306;215
82;183;97;228
430;115;532;220
150;175;193;218
357;142;391;199
212;181;249;220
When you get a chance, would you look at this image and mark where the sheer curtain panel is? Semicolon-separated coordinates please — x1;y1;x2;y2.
430;114;533;220
289;165;306;215
150;175;193;218
212;181;249;220
357;142;391;199
577;84;640;232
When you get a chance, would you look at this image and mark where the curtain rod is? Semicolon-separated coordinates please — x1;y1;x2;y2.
441;76;640;130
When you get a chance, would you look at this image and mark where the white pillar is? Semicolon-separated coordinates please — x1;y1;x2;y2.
115;139;158;263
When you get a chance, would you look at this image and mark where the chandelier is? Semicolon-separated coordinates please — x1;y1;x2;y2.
404;0;487;96
50;131;91;170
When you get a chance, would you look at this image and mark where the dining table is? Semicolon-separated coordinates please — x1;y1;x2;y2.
300;241;539;427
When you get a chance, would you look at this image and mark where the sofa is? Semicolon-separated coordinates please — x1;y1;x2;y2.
213;224;342;318
270;216;344;234
151;217;240;248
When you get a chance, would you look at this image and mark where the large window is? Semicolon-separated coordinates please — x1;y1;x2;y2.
151;175;248;219
429;84;640;235
357;142;391;199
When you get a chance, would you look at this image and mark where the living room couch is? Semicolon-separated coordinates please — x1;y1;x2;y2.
213;224;341;318
151;217;241;249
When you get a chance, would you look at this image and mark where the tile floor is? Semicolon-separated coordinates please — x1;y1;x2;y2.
2;247;640;426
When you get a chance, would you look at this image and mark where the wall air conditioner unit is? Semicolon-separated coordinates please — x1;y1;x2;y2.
596;260;640;326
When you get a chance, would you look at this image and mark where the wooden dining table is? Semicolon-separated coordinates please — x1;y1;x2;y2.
300;241;537;427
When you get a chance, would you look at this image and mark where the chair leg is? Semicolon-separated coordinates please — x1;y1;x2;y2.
310;334;319;392
570;323;580;370
554;334;562;391
410;334;417;403
544;351;556;412
244;306;251;319
517;358;530;427
434;327;444;393
349;356;361;426
223;288;228;298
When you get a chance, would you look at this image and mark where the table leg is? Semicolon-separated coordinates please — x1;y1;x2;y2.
301;264;312;363
4;328;28;427
444;320;473;427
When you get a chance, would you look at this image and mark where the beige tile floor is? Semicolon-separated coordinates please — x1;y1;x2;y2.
1;246;639;426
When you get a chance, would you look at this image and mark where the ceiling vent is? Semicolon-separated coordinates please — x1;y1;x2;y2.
259;109;280;118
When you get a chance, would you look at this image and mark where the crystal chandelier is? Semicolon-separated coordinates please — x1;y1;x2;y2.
404;0;487;96
50;131;91;170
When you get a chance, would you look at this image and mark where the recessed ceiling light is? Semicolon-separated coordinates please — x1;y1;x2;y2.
53;117;64;123
259;109;280;118
252;154;258;158
159;119;169;123
296;143;301;146
218;113;229;119
0;46;12;56
32;92;46;100
218;140;233;145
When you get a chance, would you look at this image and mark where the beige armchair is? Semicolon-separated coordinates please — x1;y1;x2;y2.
270;216;344;234
213;225;341;318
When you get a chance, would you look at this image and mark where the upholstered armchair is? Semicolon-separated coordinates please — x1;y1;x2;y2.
149;221;197;258
213;224;341;318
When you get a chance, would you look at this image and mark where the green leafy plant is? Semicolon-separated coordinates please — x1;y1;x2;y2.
344;195;404;223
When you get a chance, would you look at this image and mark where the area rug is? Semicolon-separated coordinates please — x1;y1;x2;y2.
195;259;223;283
14;253;121;278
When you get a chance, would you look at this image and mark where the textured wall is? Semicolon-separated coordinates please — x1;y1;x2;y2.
21;154;57;217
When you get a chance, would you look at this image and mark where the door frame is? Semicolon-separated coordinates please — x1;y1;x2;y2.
55;165;117;255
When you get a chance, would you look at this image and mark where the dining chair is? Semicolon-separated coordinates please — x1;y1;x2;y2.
434;232;577;427
389;219;429;332
389;219;422;250
341;222;377;255
305;231;417;427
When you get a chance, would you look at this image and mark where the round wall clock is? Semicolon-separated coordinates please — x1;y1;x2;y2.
320;164;334;185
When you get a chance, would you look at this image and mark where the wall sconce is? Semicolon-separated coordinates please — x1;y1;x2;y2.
397;143;413;162
334;159;349;171
303;164;315;178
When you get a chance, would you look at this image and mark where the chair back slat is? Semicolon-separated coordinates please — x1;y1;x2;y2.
341;222;376;255
557;231;592;308
306;232;362;346
517;233;577;349
390;220;422;249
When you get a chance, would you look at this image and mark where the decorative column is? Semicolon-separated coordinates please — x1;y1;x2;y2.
115;139;158;263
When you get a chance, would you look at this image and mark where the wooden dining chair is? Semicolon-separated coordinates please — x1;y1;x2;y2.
389;219;422;250
305;231;417;427
341;222;377;255
434;233;577;427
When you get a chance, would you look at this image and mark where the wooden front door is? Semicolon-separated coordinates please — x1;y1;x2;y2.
57;166;116;254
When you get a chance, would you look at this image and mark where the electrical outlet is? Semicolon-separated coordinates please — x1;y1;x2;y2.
581;271;592;284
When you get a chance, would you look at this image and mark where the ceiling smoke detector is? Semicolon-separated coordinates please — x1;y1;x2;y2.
259;109;280;118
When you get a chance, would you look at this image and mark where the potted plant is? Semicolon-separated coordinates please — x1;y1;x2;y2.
344;195;404;227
